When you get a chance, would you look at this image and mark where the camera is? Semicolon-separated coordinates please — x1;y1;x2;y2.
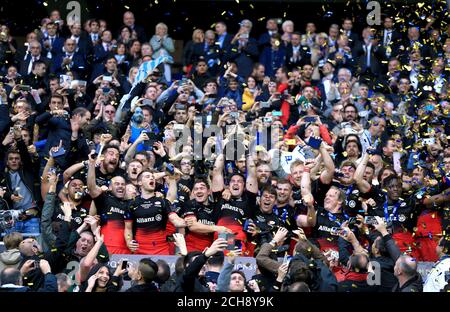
0;210;20;233
364;216;378;225
142;99;153;107
230;111;239;119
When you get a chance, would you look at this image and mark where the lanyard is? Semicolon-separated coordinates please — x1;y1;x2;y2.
345;184;354;197
383;199;400;222
273;205;288;223
327;211;349;227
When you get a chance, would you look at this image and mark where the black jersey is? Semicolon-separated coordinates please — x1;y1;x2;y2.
129;196;175;235
95;167;126;188
313;206;348;240
52;200;89;230
181;199;219;227
272;204;299;232
213;190;257;226
94;192;131;225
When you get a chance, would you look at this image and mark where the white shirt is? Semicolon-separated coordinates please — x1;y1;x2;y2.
433;75;445;94
423;257;450;292
383;29;392;46
27;55;39;74
102;42;110;52
291;45;301;62
70;35;80;44
410;70;419;90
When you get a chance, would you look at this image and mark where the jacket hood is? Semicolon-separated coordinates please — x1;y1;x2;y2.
0;249;21;265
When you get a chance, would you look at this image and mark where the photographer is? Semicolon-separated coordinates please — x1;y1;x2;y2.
34;94;72;169
0;135;41;235
0;260;57;292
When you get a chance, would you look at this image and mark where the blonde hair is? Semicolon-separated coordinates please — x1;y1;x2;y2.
3;232;23;250
282;20;294;32
192;29;204;43
155;23;168;35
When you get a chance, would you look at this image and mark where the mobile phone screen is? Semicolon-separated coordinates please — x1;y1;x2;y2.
307;137;322;150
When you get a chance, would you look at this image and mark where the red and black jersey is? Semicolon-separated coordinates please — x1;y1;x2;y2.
94;192;132;248
213;190;257;227
181;199;219;252
128;196;175;236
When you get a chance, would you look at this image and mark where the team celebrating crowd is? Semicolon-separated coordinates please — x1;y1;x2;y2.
0;2;449;293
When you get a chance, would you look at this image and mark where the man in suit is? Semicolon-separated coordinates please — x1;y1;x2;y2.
341;18;359;48
22;60;49;99
91;30;114;80
88;19;101;46
224;20;259;78
328;24;340;50
353;27;385;78
51;38;86;78
379;16;402;60
215;21;233;71
14;32;40;66
317;61;338;111
191;30;221;76
259;34;286;77
258;18;279;51
215;21;233;51
18;41;50;76
398;26;431;65
285;32;311;70
123;11;147;43
41;22;64;59
68;22;92;58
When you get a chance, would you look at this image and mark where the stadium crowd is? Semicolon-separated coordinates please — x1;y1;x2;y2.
0;3;449;293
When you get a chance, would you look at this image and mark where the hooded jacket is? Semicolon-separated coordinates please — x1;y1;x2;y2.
0;249;21;272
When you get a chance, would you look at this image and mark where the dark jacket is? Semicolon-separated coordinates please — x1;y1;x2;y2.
0;139;41;211
51;52;86;78
285;43;311;70
392;273;423;292
126;282;159;292
174;253;210;293
224;38;259;78
259;46;286;78
371;234;402;292
294;253;339;292
91;44;113;80
34;112;72;168
0;273;57;292
18;54;51;76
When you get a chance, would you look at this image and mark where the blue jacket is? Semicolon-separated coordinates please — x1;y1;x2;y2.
51;52;86;78
224;38;259;78
259;46;286;77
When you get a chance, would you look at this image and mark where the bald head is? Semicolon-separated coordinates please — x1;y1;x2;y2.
18;238;40;257
0;268;22;286
396;255;417;278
